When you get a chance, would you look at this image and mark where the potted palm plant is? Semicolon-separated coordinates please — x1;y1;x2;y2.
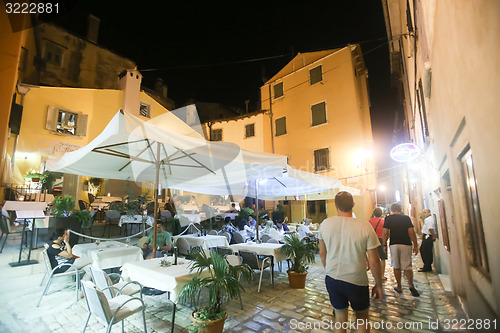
51;195;92;247
280;234;317;288
178;250;253;333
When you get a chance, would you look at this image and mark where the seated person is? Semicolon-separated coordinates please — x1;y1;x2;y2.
142;223;173;259
47;229;92;274
221;216;238;234
275;219;290;233
300;218;317;240
247;215;257;228
228;203;239;213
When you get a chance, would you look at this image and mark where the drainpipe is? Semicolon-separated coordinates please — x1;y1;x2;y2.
268;84;275;153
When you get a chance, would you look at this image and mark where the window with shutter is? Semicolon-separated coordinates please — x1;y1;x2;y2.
311;102;327;126
46;106;87;137
314;148;329;172
275;117;286;136
44;41;64;66
212;129;222;141
274;82;283;98
75;114;88;137
310;65;322;85
245;124;255;138
46;106;58;132
140;103;151;118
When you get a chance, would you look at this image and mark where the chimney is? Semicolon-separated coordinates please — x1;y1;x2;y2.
87;15;100;44
244;100;249;113
118;68;143;116
155;78;168;99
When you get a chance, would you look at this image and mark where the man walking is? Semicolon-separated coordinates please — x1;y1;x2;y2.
419;209;437;272
319;192;383;333
383;203;420;297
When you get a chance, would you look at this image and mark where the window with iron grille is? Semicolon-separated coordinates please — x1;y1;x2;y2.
311;102;327;126
275;117;286;136
314;148;329;171
139;103;151;118
461;149;489;278
212;128;222;141
309;65;322;85
274;82;283;98
245;124;255;138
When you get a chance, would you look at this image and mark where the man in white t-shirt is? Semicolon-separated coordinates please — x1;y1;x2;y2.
419;209;437;272
318;192;383;333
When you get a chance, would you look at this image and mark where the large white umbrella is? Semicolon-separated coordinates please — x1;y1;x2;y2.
48;109;288;255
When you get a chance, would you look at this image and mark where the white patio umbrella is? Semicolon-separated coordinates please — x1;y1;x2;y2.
48;109;288;255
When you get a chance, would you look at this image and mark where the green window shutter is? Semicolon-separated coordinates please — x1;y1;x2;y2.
310;65;322;85
311;102;326;126
46;106;58;132
75;113;88;136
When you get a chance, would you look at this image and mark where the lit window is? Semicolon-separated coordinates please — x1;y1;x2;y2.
461;149;489;277
310;65;322;85
245;124;255;138
275;117;286;136
314;148;329;171
212;129;222;141
140;103;150;118
57;110;78;135
311;102;327;126
274;82;283;98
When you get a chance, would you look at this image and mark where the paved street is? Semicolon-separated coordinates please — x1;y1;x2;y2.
0;233;469;333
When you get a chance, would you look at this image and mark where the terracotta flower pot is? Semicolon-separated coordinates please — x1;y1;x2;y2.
190;311;228;333
287;270;308;289
31;178;40;182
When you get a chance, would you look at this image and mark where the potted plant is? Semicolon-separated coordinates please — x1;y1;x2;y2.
178;250;253;333
40;171;56;193
51;195;92;247
280;234;317;288
24;172;44;182
271;204;286;223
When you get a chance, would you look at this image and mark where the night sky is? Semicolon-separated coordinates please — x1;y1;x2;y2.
44;0;401;171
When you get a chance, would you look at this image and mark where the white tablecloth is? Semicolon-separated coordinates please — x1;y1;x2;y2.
96;196;122;203
73;241;143;269
229;243;287;262
178;214;201;226
121;257;210;301
221;213;238;220
91;202;109;210
173;235;228;249
1;201;47;214
118;215;154;227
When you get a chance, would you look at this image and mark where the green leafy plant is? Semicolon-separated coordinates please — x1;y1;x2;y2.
40;171;56;192
52;195;91;226
178;251;253;325
280;234;317;273
271;204;286;223
24;172;44;181
52;195;76;217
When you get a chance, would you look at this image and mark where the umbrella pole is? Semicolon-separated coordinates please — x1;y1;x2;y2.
255;179;259;242
152;143;161;258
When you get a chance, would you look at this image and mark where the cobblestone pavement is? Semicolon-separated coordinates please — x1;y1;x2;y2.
0;234;469;333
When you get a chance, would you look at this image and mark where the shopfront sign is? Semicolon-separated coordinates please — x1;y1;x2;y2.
390;143;421;162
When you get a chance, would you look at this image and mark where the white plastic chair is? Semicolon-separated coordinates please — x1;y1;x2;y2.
232;232;245;244
208;230;218;235
136;236;149;249
37;246;85;307
220;231;231;244
81;280;147;333
238;250;272;292
89;266;143;299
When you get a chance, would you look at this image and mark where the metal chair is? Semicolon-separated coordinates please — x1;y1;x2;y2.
81;280;147;333
208;230;218;235
0;215;22;253
82;210;97;240
220;231;231;244
260;234;271;243
160;210;172;223
225;254;244;310
37;246;87;307
79;200;91;211
214;246;233;256
88;193;96;205
176;237;201;258
267;238;279;244
89;266;143;299
232;232;245;244
238;249;272;292
103;210;121;238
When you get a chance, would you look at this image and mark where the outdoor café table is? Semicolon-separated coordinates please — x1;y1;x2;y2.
120;257;210;333
118;215;154;235
91;202;109;210
178;213;201;224
229;242;286;285
173;234;228;249
72;240;143;269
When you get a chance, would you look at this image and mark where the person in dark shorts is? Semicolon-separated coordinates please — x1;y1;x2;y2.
318;192;383;332
383;203;420;297
47;229;92;274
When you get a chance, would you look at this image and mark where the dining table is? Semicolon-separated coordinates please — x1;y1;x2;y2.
120;256;211;333
229;242;287;285
173;234;228;249
72;240;143;269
